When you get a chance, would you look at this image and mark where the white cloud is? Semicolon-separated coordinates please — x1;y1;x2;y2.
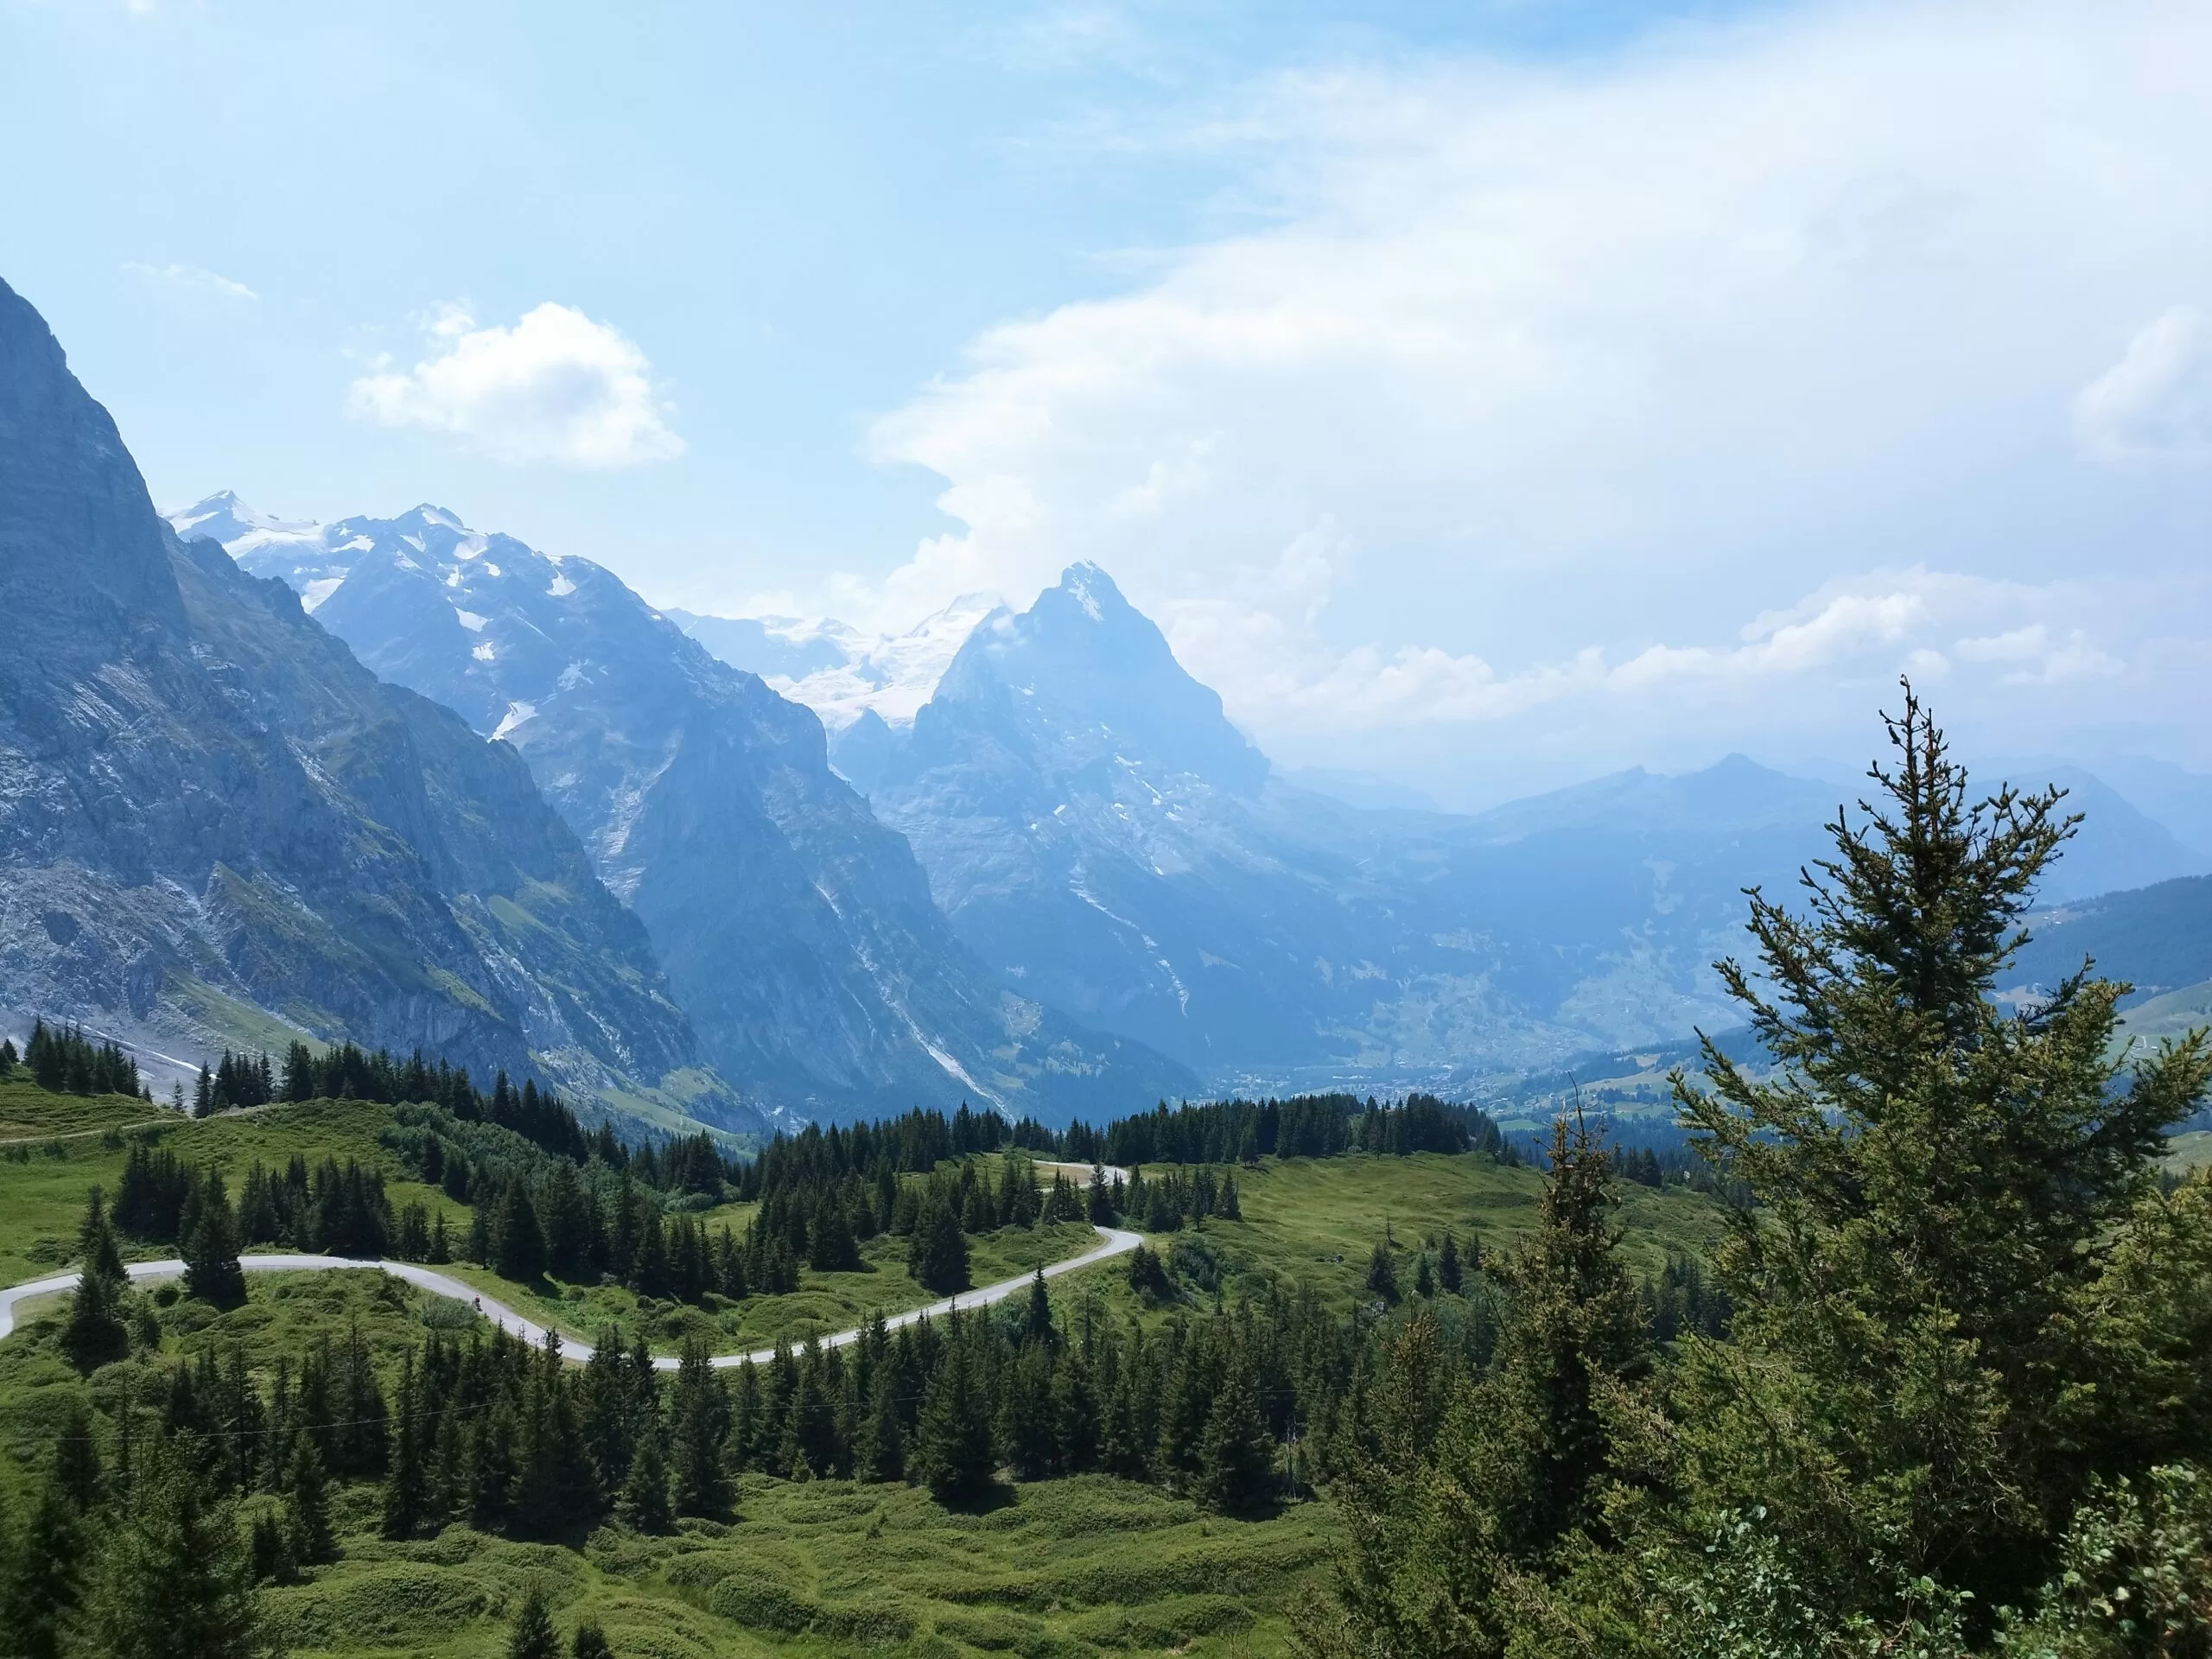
2075;306;2212;461
829;0;2212;781
126;261;257;302
347;302;684;469
1156;568;2141;740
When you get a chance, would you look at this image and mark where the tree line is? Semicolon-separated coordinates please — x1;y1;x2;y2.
1;1020;149;1100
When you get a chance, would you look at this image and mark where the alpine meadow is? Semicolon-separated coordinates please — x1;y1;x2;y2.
3;4;2211;1656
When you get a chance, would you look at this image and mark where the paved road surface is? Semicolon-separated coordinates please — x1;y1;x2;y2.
0;1226;1143;1370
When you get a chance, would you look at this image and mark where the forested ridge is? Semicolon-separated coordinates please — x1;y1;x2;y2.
0;695;2207;1655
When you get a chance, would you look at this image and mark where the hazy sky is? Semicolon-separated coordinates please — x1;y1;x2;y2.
4;0;2208;804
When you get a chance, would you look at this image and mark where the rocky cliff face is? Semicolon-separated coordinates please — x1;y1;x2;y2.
0;279;744;1132
173;499;1196;1123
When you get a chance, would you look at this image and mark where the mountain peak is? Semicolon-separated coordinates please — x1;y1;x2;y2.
1057;561;1127;622
168;491;321;547
924;559;1268;793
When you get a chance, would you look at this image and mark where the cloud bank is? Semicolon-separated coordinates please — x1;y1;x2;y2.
348;302;684;469
828;0;2212;788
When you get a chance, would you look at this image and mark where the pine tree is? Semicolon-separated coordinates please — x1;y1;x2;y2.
1437;1230;1463;1294
52;1397;103;1511
79;1441;264;1659
619;1421;673;1532
183;1169;247;1309
382;1351;426;1539
668;1338;729;1517
999;1344;1057;1480
505;1584;561;1659
1;1477;84;1659
915;1326;995;1498
1363;1241;1398;1305
1022;1267;1054;1348
1052;1350;1102;1475
1087;1166;1116;1224
474;1399;521;1529
1414;1251;1434;1300
570;1621;613;1659
907;1192;969;1294
63;1187;130;1371
283;1435;334;1566
1673;689;2212;1624
496;1178;548;1283
855;1364;906;1484
1198;1350;1276;1512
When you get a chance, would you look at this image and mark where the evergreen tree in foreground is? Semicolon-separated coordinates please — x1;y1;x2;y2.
1674;685;2212;1627
505;1584;561;1659
1;1477;85;1659
79;1441;264;1659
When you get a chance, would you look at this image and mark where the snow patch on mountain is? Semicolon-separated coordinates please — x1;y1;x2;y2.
669;595;1001;730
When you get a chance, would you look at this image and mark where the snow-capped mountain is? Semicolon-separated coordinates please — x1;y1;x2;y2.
168;494;1196;1122
669;596;1001;732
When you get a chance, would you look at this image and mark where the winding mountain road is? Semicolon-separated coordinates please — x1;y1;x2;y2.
0;1226;1143;1371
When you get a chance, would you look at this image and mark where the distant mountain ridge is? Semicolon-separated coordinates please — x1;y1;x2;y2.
836;563;2210;1093
171;496;1197;1124
0;280;738;1133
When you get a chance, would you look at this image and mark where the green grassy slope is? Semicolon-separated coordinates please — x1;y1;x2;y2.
0;1091;1107;1356
0;1081;1738;1657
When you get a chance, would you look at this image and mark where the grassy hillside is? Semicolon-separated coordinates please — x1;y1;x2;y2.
0;1261;1332;1656
0;1079;1738;1657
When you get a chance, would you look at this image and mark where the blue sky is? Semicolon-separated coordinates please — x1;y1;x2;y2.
4;0;2209;803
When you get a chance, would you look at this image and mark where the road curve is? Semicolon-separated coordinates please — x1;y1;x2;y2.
0;1226;1144;1372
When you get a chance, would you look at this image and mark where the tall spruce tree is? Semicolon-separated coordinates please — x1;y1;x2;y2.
183;1170;247;1309
856;1365;906;1484
619;1421;673;1532
62;1187;130;1372
79;1441;264;1659
1198;1348;1276;1513
907;1192;969;1294
1672;688;2212;1624
496;1178;548;1283
283;1436;334;1566
52;1397;103;1512
668;1337;730;1517
1;1477;84;1659
382;1351;427;1539
916;1325;995;1498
